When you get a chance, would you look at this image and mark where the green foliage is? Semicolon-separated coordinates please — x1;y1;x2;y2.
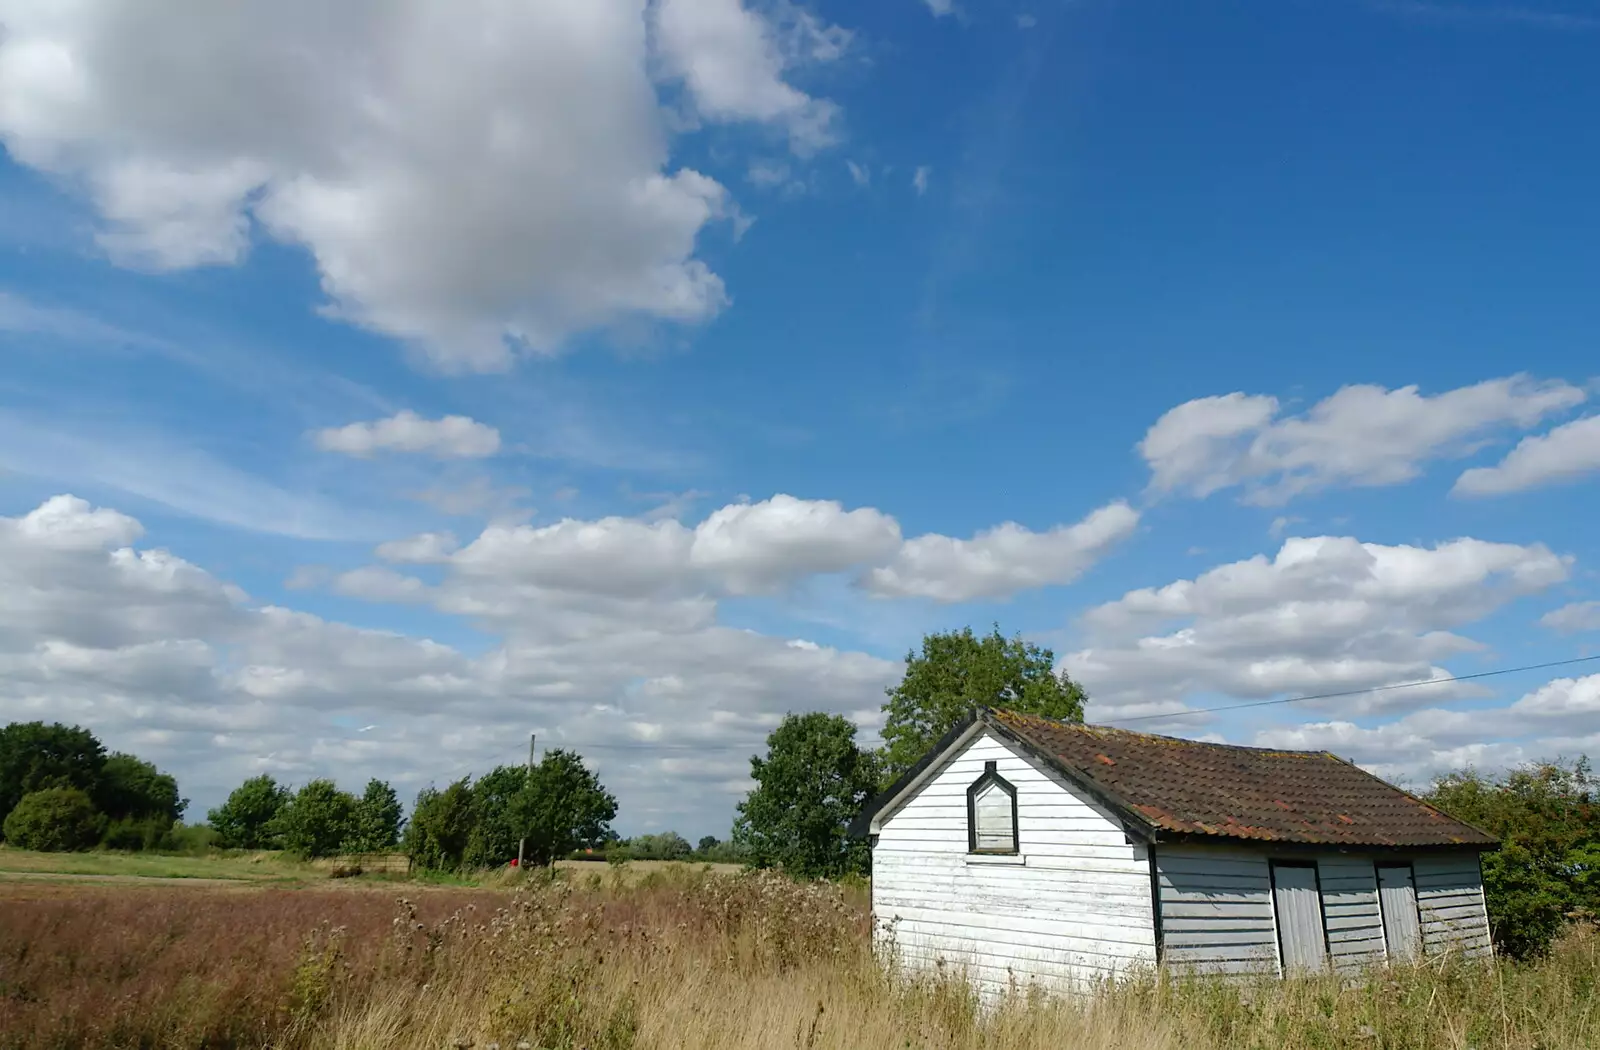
207;774;291;849
403;778;478;870
96;752;186;824
466;764;531;866
879;625;1087;781
620;831;692;861
733;712;879;879
347;779;404;853
1426;757;1600;958
101;815;181;852
520;749;618;866
0;722;107;840
3;787;106;851
271;779;360;858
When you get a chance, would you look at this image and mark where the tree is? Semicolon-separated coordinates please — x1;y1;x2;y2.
628;831;691;861
272;779;359;858
1426;758;1600;958
879;625;1086;781
207;774;291;850
518;750;617;866
347;779;404;853
697;835;721;854
404;778;478;871
0;722;106;838
733;712;880;879
97;753;186;823
3;787;106;852
466;764;533;867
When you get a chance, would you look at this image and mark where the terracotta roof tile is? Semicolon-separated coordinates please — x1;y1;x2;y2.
988;709;1496;848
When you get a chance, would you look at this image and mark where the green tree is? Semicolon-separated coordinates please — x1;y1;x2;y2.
879;625;1086;781
207;774;291;850
347;779;404;853
271;779;359;858
733;712;880;879
519;750;618;866
404;778;478;870
3;787;106;852
1426;758;1599;958
628;831;691;861
466;764;533;866
96;753;185;821
697;835;721;854
0;722;107;838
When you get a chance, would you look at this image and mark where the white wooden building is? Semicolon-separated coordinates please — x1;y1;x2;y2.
852;708;1497;992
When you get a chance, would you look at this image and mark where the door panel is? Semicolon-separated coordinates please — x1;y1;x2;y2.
1377;864;1422;961
1271;862;1328;973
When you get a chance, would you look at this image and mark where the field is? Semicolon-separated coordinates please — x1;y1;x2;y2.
1;862;1597;1050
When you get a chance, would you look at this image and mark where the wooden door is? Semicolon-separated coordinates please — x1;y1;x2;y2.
1377;863;1422;961
1271;861;1328;974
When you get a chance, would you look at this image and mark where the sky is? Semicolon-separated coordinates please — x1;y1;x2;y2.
1;0;1598;839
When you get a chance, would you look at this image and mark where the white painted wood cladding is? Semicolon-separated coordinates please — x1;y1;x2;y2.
871;730;1157;993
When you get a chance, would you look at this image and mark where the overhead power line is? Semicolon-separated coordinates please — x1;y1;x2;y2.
1101;654;1600;726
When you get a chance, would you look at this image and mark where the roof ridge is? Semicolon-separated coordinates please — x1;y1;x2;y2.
985;707;1339;760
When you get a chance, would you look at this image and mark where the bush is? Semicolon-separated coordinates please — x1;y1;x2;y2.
101;815;179;852
3;787;106;852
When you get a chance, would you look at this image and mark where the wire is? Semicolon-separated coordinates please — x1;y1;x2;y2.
1101;653;1600;726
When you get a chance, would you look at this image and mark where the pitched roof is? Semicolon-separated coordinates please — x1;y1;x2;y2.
857;708;1497;850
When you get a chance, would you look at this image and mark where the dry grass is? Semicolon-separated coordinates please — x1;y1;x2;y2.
0;845;309;882
1;867;1595;1050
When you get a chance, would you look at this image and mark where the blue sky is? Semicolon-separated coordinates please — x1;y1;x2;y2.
1;0;1598;837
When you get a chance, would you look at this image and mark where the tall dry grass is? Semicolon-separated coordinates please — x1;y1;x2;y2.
1;867;1596;1050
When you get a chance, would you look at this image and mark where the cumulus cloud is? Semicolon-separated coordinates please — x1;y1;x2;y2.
1140;376;1585;504
1251;673;1600;788
691;495;902;595
313;411;501;459
376;532;460;565
0;493;898;834
863;501;1139;603
651;0;848;154
1453;415;1600;496
1540;601;1600;635
0;1;844;370
1072;533;1571;720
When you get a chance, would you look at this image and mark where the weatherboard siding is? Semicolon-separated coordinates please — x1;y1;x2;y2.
871;730;1157;993
1154;845;1281;974
1415;852;1493;958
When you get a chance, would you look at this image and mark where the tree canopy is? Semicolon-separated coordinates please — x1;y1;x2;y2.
1426;757;1600;958
207;774;291;850
0;722;107;835
733;712;879;879
879;625;1086;780
3;787;105;852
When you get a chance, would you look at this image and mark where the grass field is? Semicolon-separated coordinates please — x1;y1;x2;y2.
0;865;1595;1050
0;845;741;887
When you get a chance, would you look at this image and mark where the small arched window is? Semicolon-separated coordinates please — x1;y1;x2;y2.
967;760;1018;854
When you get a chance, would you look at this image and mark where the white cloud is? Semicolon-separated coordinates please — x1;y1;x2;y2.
313;411;501;459
912;165;931;195
651;0;846;154
845;160;870;186
923;0;956;17
0;493;899;835
1453;415;1600;496
863;500;1139;603
1250;673;1600;789
376;532;460;565
691;494;902;595
1073;533;1571;720
1541;601;1600;634
0;1;844;370
1140;377;1586;504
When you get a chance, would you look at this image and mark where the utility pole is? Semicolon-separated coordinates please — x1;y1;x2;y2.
517;733;535;870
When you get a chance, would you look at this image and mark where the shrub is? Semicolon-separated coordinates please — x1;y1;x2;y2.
102;815;179;852
2;787;106;851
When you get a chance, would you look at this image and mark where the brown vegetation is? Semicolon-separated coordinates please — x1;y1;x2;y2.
1;868;1596;1050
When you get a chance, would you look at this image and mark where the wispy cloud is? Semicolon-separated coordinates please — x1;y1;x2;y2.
1368;1;1600;31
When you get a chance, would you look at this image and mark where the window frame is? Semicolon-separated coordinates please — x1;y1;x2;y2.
966;760;1020;855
